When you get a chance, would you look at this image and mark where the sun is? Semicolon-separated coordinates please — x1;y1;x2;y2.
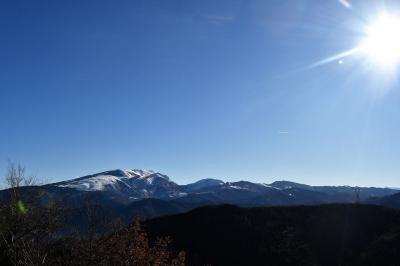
358;13;400;69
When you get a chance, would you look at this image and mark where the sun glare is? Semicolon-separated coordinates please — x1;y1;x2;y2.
358;13;400;69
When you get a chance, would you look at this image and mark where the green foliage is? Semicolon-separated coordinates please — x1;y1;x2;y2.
17;200;27;215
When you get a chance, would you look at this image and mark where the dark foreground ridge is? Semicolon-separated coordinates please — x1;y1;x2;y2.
144;204;400;266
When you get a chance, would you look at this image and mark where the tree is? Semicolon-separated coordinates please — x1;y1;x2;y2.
49;220;185;266
89;221;185;266
0;162;60;265
0;162;185;265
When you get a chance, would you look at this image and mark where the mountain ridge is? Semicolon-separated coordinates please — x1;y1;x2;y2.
3;168;400;228
45;168;400;206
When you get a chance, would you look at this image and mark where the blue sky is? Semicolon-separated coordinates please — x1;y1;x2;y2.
1;0;399;186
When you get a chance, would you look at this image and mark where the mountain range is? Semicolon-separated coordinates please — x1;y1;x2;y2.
49;169;399;208
2;168;400;223
53;169;398;201
2;167;400;238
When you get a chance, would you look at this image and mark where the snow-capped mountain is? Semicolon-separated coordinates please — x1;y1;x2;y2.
47;169;400;207
55;169;184;200
3;168;400;224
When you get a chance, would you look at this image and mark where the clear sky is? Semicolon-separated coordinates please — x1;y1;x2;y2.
1;0;400;187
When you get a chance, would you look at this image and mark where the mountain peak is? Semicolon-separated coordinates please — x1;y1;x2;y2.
183;178;224;192
269;180;311;190
95;169;168;180
124;169;156;178
54;168;175;199
192;178;224;186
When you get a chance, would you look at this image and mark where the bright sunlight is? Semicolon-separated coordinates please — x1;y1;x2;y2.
358;13;400;69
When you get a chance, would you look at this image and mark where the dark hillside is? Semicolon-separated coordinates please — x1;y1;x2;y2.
145;204;400;266
366;191;400;209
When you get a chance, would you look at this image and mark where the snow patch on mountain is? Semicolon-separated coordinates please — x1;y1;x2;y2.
55;169;177;198
57;174;128;191
260;183;281;190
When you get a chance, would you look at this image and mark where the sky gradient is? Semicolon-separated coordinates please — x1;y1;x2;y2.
1;0;400;186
